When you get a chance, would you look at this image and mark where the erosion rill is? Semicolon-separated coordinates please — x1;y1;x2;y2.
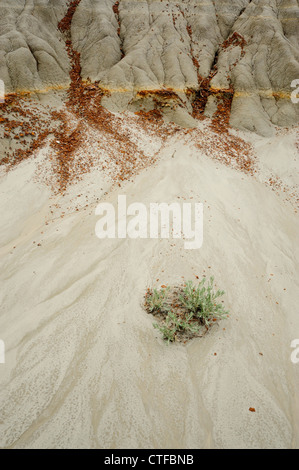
0;0;298;187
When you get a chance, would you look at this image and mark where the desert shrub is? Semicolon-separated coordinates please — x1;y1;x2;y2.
144;286;170;313
144;277;228;344
179;277;228;326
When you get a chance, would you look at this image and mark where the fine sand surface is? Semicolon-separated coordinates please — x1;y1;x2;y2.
0;123;298;448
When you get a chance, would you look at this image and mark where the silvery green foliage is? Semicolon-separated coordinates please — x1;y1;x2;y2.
145;277;228;343
179;277;228;326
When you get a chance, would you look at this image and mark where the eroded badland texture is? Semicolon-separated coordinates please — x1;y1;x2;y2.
0;1;299;450
0;0;298;137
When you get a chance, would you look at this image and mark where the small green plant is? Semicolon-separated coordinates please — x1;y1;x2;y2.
179;277;228;326
144;277;228;344
145;286;170;313
153;311;199;344
153;321;176;344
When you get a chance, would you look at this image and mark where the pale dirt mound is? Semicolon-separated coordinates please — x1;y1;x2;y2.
0;0;299;451
0;131;298;449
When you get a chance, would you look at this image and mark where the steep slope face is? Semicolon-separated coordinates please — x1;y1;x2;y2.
0;0;298;135
0;0;69;91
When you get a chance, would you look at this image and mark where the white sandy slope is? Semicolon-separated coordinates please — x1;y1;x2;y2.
0;126;298;449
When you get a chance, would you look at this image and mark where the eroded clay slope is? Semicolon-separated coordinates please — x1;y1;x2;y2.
0;0;299;135
0;0;69;91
